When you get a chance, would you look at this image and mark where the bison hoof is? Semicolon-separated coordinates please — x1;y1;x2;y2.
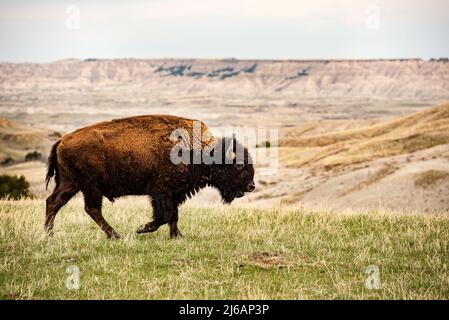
170;230;183;239
136;222;159;234
108;232;121;240
44;225;54;237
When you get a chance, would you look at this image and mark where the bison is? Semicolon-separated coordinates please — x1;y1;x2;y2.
45;115;255;239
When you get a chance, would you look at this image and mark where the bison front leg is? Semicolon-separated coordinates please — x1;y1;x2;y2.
136;221;160;234
137;193;181;238
169;207;182;239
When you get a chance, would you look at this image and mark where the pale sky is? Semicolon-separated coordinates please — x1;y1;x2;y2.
1;0;448;62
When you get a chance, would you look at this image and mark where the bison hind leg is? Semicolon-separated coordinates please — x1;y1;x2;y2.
83;190;121;240
45;183;78;236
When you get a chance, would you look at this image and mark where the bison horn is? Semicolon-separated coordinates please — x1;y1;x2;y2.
225;139;236;161
227;151;236;161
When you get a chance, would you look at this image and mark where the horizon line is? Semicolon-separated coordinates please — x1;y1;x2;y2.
1;56;448;64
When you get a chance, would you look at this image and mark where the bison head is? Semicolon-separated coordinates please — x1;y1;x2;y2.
207;136;255;204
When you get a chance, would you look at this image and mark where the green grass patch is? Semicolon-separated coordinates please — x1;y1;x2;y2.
0;199;448;299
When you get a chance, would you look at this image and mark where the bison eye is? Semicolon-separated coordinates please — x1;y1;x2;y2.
235;163;245;171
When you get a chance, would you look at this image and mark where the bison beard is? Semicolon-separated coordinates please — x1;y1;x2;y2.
44;115;255;239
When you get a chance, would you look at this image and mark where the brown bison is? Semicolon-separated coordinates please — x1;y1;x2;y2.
45;115;255;239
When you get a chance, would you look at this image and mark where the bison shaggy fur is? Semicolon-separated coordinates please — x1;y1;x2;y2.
45;115;255;239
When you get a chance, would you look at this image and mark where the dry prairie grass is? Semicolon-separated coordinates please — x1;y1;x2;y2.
415;170;449;188
0;198;448;299
279;103;449;169
0;117;55;162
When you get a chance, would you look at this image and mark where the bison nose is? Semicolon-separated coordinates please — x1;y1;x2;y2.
247;182;255;192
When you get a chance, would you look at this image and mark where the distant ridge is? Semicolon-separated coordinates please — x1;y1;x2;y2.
1;58;448;100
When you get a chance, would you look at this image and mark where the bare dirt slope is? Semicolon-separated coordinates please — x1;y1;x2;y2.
249;103;449;213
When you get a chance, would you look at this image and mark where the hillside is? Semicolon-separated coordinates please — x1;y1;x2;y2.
280;102;449;168
0;117;56;163
253;103;449;213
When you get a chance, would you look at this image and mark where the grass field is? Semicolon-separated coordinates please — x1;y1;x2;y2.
0;198;448;299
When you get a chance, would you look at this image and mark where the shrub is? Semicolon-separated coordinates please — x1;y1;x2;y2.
0;174;30;199
50;131;62;138
25;151;42;161
415;170;449;188
1;157;14;166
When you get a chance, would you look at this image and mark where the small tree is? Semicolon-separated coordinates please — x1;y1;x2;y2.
50;131;62;138
1;157;14;166
0;174;30;199
25;151;42;161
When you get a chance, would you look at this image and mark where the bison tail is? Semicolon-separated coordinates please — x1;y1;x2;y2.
46;140;61;190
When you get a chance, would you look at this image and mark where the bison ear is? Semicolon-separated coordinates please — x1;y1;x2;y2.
235;163;245;171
